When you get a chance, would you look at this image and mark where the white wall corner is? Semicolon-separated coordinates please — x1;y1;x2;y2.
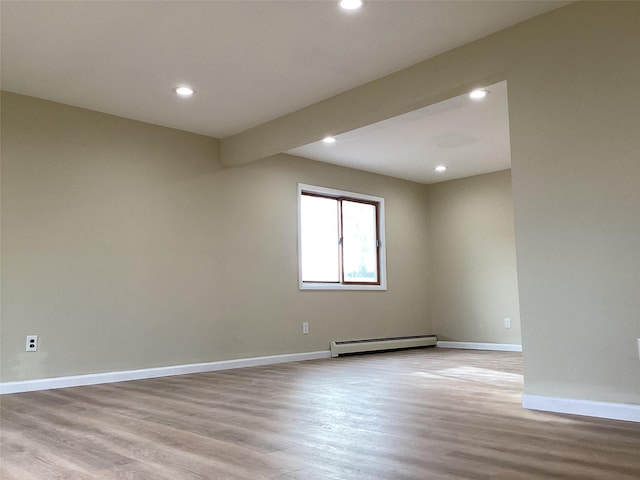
523;394;640;423
0;350;331;395
436;341;522;352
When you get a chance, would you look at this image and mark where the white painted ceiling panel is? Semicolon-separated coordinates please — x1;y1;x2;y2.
1;1;566;139
288;81;511;184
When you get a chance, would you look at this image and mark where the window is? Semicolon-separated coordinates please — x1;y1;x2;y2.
298;184;387;290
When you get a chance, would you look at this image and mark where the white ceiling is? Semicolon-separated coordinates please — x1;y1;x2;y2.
2;1;567;140
289;80;511;184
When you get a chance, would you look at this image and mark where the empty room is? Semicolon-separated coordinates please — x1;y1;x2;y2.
1;1;639;479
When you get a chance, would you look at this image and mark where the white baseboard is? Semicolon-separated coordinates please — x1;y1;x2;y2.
0;350;331;395
523;394;640;423
437;341;522;352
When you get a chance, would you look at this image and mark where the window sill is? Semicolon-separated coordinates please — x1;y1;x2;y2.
299;282;387;291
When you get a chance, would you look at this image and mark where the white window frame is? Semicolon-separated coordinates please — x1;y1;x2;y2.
297;183;387;291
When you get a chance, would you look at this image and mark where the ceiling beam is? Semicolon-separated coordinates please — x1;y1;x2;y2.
218;9;529;168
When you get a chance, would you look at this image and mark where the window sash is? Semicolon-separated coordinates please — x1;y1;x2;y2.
300;194;340;283
341;198;379;285
300;192;380;286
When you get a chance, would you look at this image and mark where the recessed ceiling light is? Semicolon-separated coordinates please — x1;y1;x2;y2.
434;165;447;172
339;0;363;11
174;86;195;97
469;89;488;100
323;136;337;144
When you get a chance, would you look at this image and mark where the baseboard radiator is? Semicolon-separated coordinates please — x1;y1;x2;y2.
330;334;437;358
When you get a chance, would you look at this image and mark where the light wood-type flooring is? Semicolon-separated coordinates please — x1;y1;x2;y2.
1;349;639;479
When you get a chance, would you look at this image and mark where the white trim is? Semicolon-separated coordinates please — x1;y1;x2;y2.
297;183;387;291
0;350;331;395
437;341;522;352
299;282;386;291
523;394;640;423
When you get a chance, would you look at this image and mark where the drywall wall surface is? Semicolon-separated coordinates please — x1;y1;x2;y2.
222;1;640;405
4;2;640;406
1;93;431;382
429;170;520;344
507;3;640;404
213;153;432;356
1;92;222;381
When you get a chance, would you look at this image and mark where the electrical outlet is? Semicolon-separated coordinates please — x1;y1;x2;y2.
302;322;309;334
637;338;640;361
504;318;511;329
26;335;38;352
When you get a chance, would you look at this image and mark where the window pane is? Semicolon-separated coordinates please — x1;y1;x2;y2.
342;200;378;283
301;195;340;282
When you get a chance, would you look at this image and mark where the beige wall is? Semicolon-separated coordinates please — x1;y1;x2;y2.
430;170;520;344
0;92;432;382
508;5;640;404
3;1;640;407
214;2;640;405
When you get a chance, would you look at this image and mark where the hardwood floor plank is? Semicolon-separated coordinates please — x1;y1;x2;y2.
1;349;638;479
